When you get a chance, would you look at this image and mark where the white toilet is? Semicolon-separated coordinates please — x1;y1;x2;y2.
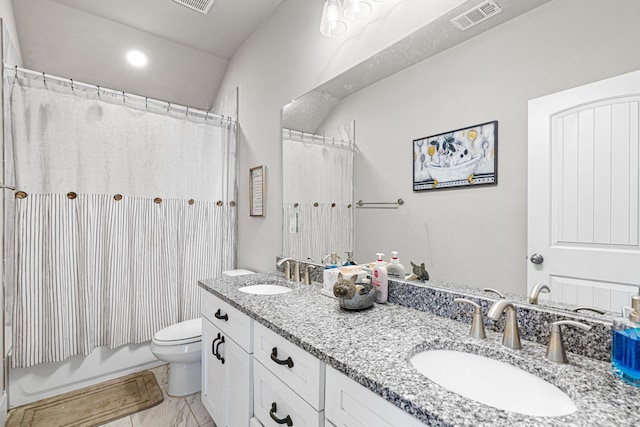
150;317;203;396
150;269;255;396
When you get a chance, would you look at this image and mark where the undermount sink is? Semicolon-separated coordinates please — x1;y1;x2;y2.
410;349;577;417
238;284;292;295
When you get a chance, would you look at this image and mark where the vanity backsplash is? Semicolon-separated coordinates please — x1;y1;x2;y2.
276;257;613;362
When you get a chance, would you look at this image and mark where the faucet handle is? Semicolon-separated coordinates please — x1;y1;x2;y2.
483;288;505;299
454;298;486;339
281;260;291;280
546;320;592;363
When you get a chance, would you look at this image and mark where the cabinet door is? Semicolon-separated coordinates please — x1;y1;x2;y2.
202;319;226;426
223;334;253;427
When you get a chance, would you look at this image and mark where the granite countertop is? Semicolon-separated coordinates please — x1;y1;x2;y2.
199;273;640;427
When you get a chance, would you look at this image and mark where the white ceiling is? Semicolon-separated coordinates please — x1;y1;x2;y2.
12;0;282;109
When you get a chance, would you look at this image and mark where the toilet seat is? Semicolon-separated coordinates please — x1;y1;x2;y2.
152;318;202;346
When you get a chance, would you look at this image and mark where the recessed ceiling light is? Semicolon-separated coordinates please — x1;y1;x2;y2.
126;50;147;67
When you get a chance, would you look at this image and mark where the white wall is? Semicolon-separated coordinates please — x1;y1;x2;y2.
218;0;640;294
215;0;477;273
0;0;21;63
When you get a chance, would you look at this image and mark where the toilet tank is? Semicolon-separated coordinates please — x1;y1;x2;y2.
222;269;255;277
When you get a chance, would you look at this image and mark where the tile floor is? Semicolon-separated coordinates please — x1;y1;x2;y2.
98;365;216;427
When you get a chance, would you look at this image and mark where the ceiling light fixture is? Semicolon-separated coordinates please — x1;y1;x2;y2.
342;0;372;21
126;50;148;67
320;0;348;37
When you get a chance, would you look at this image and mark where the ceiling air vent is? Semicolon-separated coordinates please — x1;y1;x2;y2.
451;0;503;31
173;0;215;15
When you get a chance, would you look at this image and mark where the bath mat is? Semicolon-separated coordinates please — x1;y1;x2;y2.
6;370;164;427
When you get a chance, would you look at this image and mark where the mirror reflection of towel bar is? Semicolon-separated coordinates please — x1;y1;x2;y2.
356;199;404;209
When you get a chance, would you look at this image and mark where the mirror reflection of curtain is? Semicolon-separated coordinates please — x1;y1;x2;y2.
7;72;237;368
282;129;354;262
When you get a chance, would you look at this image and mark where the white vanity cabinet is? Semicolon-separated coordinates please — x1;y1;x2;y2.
201;292;254;427
325;366;425;427
253;322;325;427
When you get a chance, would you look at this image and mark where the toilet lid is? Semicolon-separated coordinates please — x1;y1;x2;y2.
153;318;202;344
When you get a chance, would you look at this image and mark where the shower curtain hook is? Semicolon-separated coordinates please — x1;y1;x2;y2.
70;79;74;92
205;111;209;120
97;85;100;98
14;65;17;78
122;91;126;104
42;71;46;86
186;106;189;117
167;102;171;112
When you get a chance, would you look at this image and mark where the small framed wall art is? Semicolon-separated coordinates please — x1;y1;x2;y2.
413;120;498;191
249;165;265;217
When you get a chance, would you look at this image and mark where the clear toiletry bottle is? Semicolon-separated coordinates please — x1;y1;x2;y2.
386;251;405;279
343;251;357;266
323;252;341;269
612;295;640;387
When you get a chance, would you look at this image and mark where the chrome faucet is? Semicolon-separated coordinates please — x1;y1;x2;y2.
487;299;521;350
528;283;550;304
546;320;592;363
454;298;486;339
276;257;300;282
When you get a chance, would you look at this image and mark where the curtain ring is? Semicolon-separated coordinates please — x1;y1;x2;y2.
216;201;223;206
15;191;27;199
154;197;162;204
313;202;319;207
114;194;123;201
188;199;195;205
67;192;77;200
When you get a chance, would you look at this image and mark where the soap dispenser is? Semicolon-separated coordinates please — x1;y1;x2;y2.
323;252;341;269
343;251;357;266
612;295;640;387
386;251;405;279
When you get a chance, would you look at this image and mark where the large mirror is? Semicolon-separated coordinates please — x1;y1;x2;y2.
281;0;640;318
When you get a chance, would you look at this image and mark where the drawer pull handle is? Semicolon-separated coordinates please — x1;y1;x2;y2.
215;335;225;364
270;347;294;368
214;309;229;321
211;335;220;356
269;402;293;426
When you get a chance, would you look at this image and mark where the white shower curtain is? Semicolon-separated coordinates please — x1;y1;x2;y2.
7;72;237;368
282;129;354;263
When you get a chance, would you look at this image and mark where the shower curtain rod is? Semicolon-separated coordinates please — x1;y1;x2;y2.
4;63;233;123
283;128;357;152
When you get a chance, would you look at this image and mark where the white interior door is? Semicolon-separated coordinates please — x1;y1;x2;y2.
528;69;640;313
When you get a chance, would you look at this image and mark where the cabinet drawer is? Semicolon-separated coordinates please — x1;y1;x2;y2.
325;366;425;427
254;322;325;410
254;360;324;427
202;291;253;352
